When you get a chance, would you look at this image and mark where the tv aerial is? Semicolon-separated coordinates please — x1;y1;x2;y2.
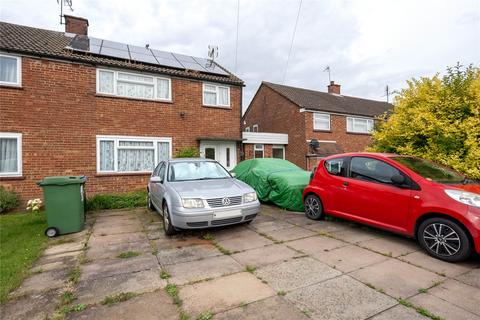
57;0;74;25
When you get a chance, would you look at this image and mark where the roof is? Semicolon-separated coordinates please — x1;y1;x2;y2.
0;21;243;86
262;81;392;117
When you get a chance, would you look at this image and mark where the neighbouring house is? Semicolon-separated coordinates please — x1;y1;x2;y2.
0;16;244;203
242;81;393;170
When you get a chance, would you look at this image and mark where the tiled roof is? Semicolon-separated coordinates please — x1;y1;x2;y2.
0;21;243;85
263;82;392;117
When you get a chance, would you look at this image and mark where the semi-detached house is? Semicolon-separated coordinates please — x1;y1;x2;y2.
0;16;244;203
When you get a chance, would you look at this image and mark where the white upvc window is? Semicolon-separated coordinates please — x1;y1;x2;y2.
245;127;251;132
272;145;285;160
313;113;331;131
0;132;22;177
96;68;172;101
252;124;259;132
0;54;21;87
347;117;374;134
96;135;172;173
254;144;264;158
203;83;230;107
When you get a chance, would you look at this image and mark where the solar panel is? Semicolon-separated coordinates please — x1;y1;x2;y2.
129;52;158;64
100;46;130;60
193;57;230;76
101;40;128;50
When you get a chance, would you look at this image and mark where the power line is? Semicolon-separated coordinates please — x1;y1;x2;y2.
282;0;303;84
234;0;240;73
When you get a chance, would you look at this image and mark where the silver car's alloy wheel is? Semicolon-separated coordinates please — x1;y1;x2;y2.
163;210;169;229
305;197;320;218
423;223;461;257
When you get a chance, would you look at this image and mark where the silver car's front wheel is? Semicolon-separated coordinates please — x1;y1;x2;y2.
162;202;177;236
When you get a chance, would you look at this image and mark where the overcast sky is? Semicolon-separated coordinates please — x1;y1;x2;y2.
1;0;479;111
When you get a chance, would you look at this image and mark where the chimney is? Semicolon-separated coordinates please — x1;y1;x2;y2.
327;81;341;94
64;15;89;35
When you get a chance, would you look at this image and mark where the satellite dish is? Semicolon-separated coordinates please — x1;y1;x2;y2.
309;139;320;149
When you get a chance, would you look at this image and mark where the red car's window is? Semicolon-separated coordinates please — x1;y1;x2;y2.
350;157;401;184
324;158;347;177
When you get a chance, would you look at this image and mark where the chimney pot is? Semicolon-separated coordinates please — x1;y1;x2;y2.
328;81;341;94
64;15;89;35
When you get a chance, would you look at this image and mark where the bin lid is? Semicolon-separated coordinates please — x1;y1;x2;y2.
37;176;87;186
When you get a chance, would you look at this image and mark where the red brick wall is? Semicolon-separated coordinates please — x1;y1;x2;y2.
243;144;275;159
243;85;307;168
0;56;242;203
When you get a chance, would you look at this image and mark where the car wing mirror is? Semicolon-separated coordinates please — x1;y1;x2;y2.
391;174;406;186
150;176;162;184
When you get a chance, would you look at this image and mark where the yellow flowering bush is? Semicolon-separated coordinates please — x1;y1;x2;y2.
370;64;480;179
26;198;43;212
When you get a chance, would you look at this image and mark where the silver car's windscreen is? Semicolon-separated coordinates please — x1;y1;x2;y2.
168;161;231;182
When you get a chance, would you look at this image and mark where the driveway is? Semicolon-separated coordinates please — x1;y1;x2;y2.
2;205;480;320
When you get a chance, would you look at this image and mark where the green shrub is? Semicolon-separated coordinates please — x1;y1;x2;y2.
175;147;200;158
0;186;19;214
86;190;147;211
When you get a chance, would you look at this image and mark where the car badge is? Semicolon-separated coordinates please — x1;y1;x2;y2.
222;197;231;206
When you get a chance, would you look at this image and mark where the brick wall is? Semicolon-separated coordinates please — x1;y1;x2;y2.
243;85;307;168
243;144;275;159
0;56;242;203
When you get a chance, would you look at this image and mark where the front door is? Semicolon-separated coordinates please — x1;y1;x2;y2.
200;141;237;171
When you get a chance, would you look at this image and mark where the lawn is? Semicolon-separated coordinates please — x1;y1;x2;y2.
0;211;47;302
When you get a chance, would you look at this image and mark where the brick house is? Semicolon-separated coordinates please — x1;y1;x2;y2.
0;17;244;203
242;81;392;170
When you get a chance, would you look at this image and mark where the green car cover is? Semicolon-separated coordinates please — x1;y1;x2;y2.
232;158;311;212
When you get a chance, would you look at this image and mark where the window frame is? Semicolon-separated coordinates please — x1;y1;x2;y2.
348;156;408;187
0;132;22;177
313;113;331;131
272;145;285;160
96;135;172;174
254;144;264;159
202;83;231;108
346;117;374;134
252;124;259;132
324;156;348;177
0;54;22;87
245;127;251;132
96;68;172;102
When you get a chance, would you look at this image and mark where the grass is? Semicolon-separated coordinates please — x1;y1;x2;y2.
196;311;213;320
398;298;444;320
68;266;81;285
86;190;147;211
245;265;257;273
165;284;182;306
277;290;286;296
160;269;171;279
117;251;140;259
201;233;231;255
0;211;48;302
101;292;137;306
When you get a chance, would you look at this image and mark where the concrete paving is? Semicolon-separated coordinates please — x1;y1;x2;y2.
2;204;479;320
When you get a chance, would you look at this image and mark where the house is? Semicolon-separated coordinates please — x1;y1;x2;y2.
242;81;392;170
0;16;243;203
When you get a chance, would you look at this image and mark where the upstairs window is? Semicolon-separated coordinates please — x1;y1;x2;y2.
0;54;21;86
252;125;259;132
97;69;171;101
203;83;230;107
245;127;251;132
347;117;374;134
0;133;22;177
313;113;330;131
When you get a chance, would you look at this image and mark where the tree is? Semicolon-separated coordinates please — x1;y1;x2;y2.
371;64;480;179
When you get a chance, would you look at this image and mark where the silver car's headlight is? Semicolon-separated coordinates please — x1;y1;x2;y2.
243;192;258;203
445;189;480;208
182;198;204;208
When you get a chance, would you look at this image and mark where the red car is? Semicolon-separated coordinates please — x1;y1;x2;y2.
303;153;480;262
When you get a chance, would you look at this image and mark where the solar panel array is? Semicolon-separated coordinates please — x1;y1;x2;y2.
66;35;229;76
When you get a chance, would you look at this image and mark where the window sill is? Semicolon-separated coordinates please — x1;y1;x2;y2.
0;176;25;181
313;129;332;133
203;105;231;110
346;132;372;136
95;94;173;104
95;172;152;177
0;84;23;90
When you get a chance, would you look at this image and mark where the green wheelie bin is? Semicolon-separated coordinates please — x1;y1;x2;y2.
37;176;87;237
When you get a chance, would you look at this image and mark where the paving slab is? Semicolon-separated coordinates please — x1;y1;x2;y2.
76;268;166;305
255;256;341;291
284;216;317;227
156;243;220;266
310;244;388;273
35;250;82;265
88;232;147;246
249;220;294;233
167;255;242;285
428;279;480;315
44;242;85;256
94;218;142;229
232;244;300;267
70;290;178;320
154;234;210;250
358;235;419;257
12;269;68;296
456;268;480;288
330;227;385;244
31;260;71;273
286;275;397;320
370;305;429;319
409;293;480;320
214;296;309;320
1;289;59;320
263;226;316;242
350;259;444;298
92;223;143;235
86;240;152;260
400;251;476;277
80;255;158;281
302;220;350;234
215;230;273;252
179;272;275;317
286;235;347;255
211;225;257;241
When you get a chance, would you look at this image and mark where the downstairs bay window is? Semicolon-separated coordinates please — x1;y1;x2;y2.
96;136;172;173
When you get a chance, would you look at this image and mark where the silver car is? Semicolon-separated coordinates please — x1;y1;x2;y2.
147;158;260;235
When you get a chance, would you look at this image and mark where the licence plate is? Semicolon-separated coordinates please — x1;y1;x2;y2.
213;210;242;219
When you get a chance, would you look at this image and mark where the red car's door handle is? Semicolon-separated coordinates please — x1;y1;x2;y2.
343;181;349;187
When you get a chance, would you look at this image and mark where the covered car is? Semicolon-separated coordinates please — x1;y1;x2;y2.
232;158;311;211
